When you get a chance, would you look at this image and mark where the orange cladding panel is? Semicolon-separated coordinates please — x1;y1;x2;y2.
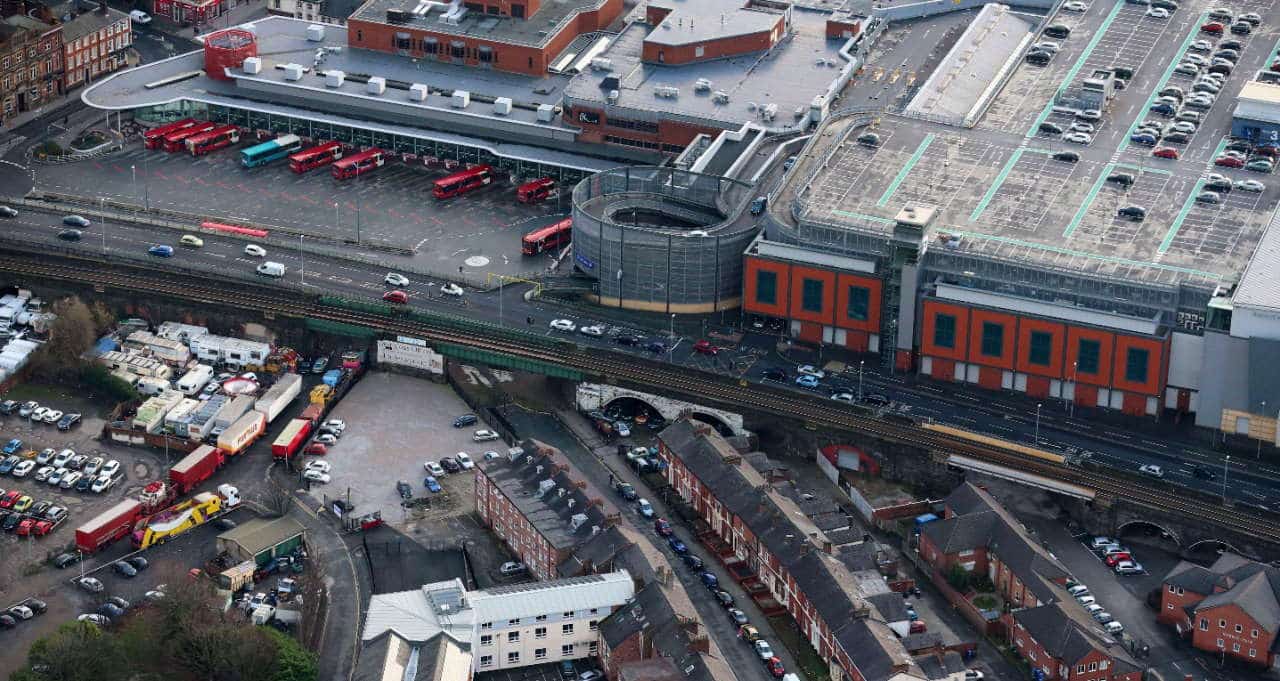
743;257;790;318
789;266;836;325
1015;317;1066;378
1026;375;1051;399
967;309;1017;370
1065;326;1114;386
931;357;956;381
797;322;821;343
920;300;969;361
1112;334;1165;395
835;273;882;332
978;366;1003;390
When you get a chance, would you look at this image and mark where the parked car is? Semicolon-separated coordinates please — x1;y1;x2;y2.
1139;464;1164;478
500;561;527;576
473;429;500;442
754;640;775;661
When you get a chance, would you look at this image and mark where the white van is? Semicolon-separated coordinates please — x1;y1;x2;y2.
256;261;285;278
129;9;151;23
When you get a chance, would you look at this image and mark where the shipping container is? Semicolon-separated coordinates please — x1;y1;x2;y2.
75;499;143;553
169;445;225;493
254;373;301;423
271;418;311;460
218;410;266;456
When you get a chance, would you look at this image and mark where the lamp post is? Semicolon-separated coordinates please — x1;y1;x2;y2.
669;313;676;361
98;197;106;255
1034;403;1043;444
1069;361;1078;418
334;202;340;235
131;164;137;209
299;234;305;284
1223;455;1230;502
858;360;865;401
1258;401;1267;459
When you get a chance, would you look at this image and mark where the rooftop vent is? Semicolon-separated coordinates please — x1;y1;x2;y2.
606;90;619;104
590;57;613;71
713;91;730;104
570;513;588;530
242;57;262;74
536;103;556;122
409;82;428;101
367;76;386;94
325;70;345;87
451;90;470;108
694;78;712;92
386;8;410;22
493;96;512;115
282;63;304;81
655;86;679;99
306;24;324;41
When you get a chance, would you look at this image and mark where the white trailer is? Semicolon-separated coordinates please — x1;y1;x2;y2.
214;394;256;429
254;373;302;423
176;364;214;396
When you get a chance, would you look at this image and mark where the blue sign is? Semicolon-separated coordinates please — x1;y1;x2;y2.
1033;669;1045;681
575;252;596;270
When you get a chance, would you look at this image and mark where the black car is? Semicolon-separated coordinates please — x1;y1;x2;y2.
57;413;81;431
1044;23;1070;38
861;393;891;407
1111;65;1135;80
0;400;18;415
1226;140;1252;153
0;614;14;629
682;554;705;570
1052;151;1080;162
29;501;50;518
24;599;47;614
727;608;749;626
452;414;477;428
1038;121;1062;134
106;596;130;610
1148;0;1176;8
1230;21;1251;34
75;475;94;492
1193;465;1217;480
128;556;149;571
1219;39;1245;51
2;514;21;532
439;457;461;473
397;481;413;499
762;368;788;382
57;229;82;242
113;561;137;578
1107;172;1136;187
1118;205;1147;220
614;335;641;346
1026;51;1051;65
98;603;125;619
644;341;665;354
714;590;734;608
214;518;237;531
54;552;81;569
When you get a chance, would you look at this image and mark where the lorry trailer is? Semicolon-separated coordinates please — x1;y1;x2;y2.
271;418;311;460
75;498;143;553
168;445;225;494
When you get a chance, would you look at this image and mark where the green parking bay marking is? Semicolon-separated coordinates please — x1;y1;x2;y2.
1063;163;1115;238
1117;12;1209;153
1159;179;1206;254
1025;0;1127;139
877;134;935;207
970;148;1055;222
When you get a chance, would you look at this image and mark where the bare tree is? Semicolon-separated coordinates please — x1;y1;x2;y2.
29;296;98;380
262;481;294;518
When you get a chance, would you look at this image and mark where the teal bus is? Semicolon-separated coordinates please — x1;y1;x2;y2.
240;134;302;168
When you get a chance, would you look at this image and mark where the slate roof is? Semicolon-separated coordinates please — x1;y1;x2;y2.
1162;561;1226;595
598;582;719;681
557;524;634;578
1197;570;1280;632
867;591;910;623
1168;552;1280;634
944;483;989;517
354;630;471;681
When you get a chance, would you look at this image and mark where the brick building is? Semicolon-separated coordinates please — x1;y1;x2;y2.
56;0;130;91
474;439;621;582
1158;552;1280;667
657;418;922;681
598;581;725;681
1010;602;1143;681
150;0;223;27
0;7;62;126
266;0;363;26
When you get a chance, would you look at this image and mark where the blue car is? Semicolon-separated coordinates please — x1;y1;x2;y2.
148;245;174;257
0;456;17;474
668;537;688;554
2;439;21;455
1149;103;1175;116
1129;133;1157;146
424;476;441;493
795;375;820;388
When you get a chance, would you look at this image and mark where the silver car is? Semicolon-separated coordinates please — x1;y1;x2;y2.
1063;132;1092;144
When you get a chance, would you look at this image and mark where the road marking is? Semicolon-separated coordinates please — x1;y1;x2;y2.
1025;0;1129;139
1063;163;1115;238
877;133;935;207
1116;12;1210;153
1158;178;1206;253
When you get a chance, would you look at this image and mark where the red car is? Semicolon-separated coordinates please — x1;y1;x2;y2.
692;340;719;355
1105;552;1132;567
1152;147;1179;159
30;520;53;536
910;620;928;634
1201;21;1224;33
304;443;328;456
654;518;673;536
382;290;408;304
0;490;20;509
766;657;785;678
1216;156;1245;168
15;518;36;536
1272;60;1280;72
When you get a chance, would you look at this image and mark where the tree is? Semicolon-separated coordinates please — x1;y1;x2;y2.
946;563;971;592
28;297;97;381
263;628;319;681
18;620;129;681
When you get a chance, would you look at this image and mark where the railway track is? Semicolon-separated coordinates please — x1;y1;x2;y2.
6;251;1277;545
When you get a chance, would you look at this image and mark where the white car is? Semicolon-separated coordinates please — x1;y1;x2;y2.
302;469;331;484
47;467;68;486
11;460;34;477
550;319;576;332
1236;179;1266;192
1063;132;1092;144
473;429;500;442
441;283;464;296
1114;560;1144;575
384;272;410;287
579;324;605;337
83;456;104;477
424;460;446;476
831;391;856;402
42;409;63;424
33;466;54;482
753;640;775;661
455;452;474;469
500;561;527;575
1063;0;1087;9
100;459;121;478
1145;7;1169;17
91;474;116;493
305;460;331;474
78;577;103;593
1033;41;1060;53
244;244;267;257
60;471;83;489
315;433;338;445
78;614;110;626
9;605;33;620
796;365;825;379
1070;122;1095;134
53;449;74;467
1139;464;1164;478
323;419;346;433
30;407;48;422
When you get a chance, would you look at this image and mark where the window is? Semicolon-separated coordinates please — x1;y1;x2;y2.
480;656;493;667
1099;661;1108;671
755;270;777;305
507;652;520;664
1028;331;1052;366
1076;339;1100;374
1250;649;1257;658
507;632;519;643
1088;663;1097;672
589;620;599;631
589;641;598;654
801;279;824;313
535;627;547;639
508;619;520;626
563;611;574;618
356;29;362;41
847;285;870;321
1220;619;1226;628
1077;666;1085;674
481;621;492;630
695;45;704;57
1252;629;1259;638
605;116;660;134
511;3;524;17
450;43;466;58
1236;624;1243;633
1217;639;1225;648
535;648;547;660
980;322;1004;357
480;635;492;646
1124;347;1149;383
590;608;599;614
561;644;574;656
1233;643;1241;653
535;614;547;622
562;623;574;635
934;314;957;349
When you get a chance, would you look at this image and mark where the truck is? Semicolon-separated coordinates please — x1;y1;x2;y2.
168;445;225;494
75;498;144;554
254;373;301;423
271;418;312;461
176;364;214;396
217;410;266;456
132;485;240;549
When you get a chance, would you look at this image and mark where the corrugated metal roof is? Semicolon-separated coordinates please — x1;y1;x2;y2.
361;580;476;644
471;572;634;624
217;517;305;555
1233;211;1280;311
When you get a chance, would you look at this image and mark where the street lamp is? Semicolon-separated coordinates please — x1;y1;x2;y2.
299;233;305;284
131;164;137;208
858;360;865;401
1258;401;1267;459
668;313;676;360
334;202;340;234
1069;361;1078;418
1034;403;1043;444
1223;455;1230;502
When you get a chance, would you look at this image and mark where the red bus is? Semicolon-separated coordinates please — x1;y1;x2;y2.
162;121;216;152
186;124;241;156
143;118;199;150
522;218;572;256
516;177;557;204
331;148;386;180
289;141;343;173
433;165;494;200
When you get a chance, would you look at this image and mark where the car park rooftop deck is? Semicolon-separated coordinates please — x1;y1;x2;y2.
350;0;612;48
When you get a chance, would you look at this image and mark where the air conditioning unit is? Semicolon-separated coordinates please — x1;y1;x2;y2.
306;24;324;41
325;70;345;87
713;91;729;104
451;90;470;108
694;78;712;92
606;89;619;104
367;76;386;94
242;57;262;74
537;103;556;121
282;63;304;81
590;57;613;71
762;103;778;121
654;86;679;98
493;96;512;115
409;82;428;101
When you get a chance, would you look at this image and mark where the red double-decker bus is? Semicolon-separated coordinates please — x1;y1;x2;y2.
162;121;216;152
289;141;343;173
516;177;557;204
433;165;494;200
143;118;199;150
521;218;572;256
331;148;386;180
186;124;241;156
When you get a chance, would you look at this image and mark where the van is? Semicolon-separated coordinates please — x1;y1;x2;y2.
129;9;151;23
750;196;767;215
256;261;285;278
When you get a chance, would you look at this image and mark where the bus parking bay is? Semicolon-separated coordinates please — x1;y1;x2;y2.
33;139;568;280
